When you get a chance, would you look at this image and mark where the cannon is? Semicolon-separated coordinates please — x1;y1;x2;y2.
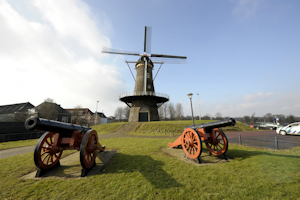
25;116;105;177
169;118;236;162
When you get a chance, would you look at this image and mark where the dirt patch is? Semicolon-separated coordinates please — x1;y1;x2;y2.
21;149;118;180
161;147;232;166
98;122;141;139
113;122;140;134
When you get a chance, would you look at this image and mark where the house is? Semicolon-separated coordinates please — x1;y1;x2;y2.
107;116;115;123
29;102;71;123
0;102;34;122
91;112;108;125
65;108;94;125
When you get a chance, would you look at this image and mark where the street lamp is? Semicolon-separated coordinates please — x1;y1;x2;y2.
95;101;99;125
188;93;195;126
197;93;201;121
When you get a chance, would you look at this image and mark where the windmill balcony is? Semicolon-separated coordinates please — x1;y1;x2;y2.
119;91;169;100
119;91;169;109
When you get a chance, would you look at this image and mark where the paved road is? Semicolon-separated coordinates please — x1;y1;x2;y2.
226;130;300;149
1;130;300;160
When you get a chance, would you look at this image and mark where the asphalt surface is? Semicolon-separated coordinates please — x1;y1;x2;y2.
1;130;300;160
226;130;300;149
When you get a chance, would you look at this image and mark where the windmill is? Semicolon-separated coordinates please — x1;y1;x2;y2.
102;26;187;122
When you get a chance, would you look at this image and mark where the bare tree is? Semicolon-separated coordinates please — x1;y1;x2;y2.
168;102;176;120
263;113;273;122
114;107;124;122
163;103;168;120
244;115;251;124
286;115;295;123
158;104;165;120
45;98;54;103
39;98;56;120
158;103;168;120
175;102;184;120
124;106;130;120
201;113;211;120
250;112;256;123
215;112;223;120
72;105;85;125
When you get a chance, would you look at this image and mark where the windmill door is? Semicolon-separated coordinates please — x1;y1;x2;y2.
139;107;149;122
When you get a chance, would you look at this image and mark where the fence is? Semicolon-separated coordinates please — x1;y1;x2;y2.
227;134;300;150
0;122;45;142
0;131;44;142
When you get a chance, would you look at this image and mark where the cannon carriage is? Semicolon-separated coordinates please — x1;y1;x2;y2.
169;118;236;162
25;116;105;177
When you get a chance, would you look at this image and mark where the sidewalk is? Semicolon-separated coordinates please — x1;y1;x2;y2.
0;145;35;159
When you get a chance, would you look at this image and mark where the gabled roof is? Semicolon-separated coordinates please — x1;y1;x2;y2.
94;112;107;118
0;102;34;114
65;108;94;116
35;102;70;115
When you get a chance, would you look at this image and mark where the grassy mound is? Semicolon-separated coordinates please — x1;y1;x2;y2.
128;120;255;136
90;122;126;134
91;120;256;136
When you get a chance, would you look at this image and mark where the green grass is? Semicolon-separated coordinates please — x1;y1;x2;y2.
127;120;255;136
90;122;126;134
0;139;38;150
1;137;300;199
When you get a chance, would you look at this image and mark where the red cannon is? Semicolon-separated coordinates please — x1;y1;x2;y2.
25;116;105;177
169;118;236;162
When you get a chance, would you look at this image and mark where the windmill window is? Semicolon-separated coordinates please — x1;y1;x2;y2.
147;73;150;78
148;84;151;89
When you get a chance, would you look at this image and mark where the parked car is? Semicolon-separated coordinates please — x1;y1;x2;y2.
254;123;281;130
276;122;300;135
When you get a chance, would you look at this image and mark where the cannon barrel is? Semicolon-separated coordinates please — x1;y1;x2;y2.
25;116;91;135
185;118;236;131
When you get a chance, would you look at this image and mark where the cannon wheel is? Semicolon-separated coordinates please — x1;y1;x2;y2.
80;130;98;169
205;128;228;156
34;132;62;170
181;128;202;159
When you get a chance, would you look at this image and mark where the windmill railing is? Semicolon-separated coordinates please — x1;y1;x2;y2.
119;92;169;100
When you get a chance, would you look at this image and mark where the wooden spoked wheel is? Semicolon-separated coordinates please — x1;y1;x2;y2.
205;128;228;156
34;132;62;170
181;128;202;159
80;130;98;169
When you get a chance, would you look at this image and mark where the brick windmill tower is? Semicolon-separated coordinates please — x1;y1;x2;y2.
102;26;186;122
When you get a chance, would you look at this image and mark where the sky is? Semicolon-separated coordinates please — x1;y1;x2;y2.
0;0;299;118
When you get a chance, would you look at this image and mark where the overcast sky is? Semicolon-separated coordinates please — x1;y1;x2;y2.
0;0;299;118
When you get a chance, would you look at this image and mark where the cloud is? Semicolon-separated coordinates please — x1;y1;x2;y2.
0;0;126;115
200;92;300;117
243;92;273;101
32;0;110;56
231;0;266;18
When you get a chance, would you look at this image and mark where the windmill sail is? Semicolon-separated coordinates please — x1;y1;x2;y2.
101;47;140;56
144;26;152;54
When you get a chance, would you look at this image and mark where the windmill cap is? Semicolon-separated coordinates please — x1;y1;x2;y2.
136;56;153;66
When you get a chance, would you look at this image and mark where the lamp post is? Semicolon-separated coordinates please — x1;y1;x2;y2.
188;93;195;126
95;101;99;125
197;93;201;121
